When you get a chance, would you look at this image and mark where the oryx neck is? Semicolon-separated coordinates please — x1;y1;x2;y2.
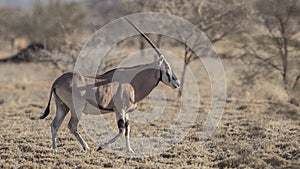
130;68;161;102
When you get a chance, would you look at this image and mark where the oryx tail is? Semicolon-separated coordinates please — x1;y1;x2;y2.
40;87;55;119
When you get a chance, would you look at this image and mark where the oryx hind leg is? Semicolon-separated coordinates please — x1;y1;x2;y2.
68;110;90;151
51;96;69;149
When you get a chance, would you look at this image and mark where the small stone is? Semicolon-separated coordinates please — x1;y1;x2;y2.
289;98;299;107
237;105;247;110
103;162;113;168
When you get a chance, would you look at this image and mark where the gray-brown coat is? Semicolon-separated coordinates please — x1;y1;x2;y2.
40;57;180;153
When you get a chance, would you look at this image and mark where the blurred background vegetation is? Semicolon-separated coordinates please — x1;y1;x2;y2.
0;0;299;102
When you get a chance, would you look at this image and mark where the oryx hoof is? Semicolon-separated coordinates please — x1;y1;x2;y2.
83;147;91;152
127;148;136;154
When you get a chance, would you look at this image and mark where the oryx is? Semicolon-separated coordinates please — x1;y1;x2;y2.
40;17;180;153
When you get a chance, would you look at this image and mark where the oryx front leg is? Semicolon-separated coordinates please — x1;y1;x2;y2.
97;112;126;151
125;113;135;153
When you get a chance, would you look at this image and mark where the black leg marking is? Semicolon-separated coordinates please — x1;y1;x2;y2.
125;120;130;136
118;119;125;133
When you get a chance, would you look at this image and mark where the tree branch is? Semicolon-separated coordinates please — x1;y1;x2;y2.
292;73;300;89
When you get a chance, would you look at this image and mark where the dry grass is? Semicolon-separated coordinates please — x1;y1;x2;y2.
0;62;299;168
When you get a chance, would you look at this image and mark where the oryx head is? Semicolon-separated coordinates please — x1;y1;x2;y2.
124;17;180;89
157;56;180;89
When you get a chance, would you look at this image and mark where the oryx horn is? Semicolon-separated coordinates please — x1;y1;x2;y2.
123;17;164;58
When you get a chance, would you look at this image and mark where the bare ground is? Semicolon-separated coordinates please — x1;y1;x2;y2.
0;63;299;168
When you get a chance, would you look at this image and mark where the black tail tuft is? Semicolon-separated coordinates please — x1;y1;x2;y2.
40;88;54;119
40;106;50;119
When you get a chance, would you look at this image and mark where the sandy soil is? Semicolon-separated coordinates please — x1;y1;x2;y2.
0;63;299;168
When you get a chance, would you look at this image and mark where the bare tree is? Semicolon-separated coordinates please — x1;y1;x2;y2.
239;0;300;94
163;0;246;96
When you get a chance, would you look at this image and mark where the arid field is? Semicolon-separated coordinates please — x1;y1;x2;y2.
1;0;300;168
0;62;299;168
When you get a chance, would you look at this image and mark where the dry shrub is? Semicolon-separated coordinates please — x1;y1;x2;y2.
0;0;86;50
254;79;289;101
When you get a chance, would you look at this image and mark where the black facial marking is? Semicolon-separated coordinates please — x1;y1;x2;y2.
165;70;171;82
162;61;172;82
167;73;171;82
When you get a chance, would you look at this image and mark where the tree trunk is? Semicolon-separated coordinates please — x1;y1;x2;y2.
178;61;188;97
282;36;289;92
